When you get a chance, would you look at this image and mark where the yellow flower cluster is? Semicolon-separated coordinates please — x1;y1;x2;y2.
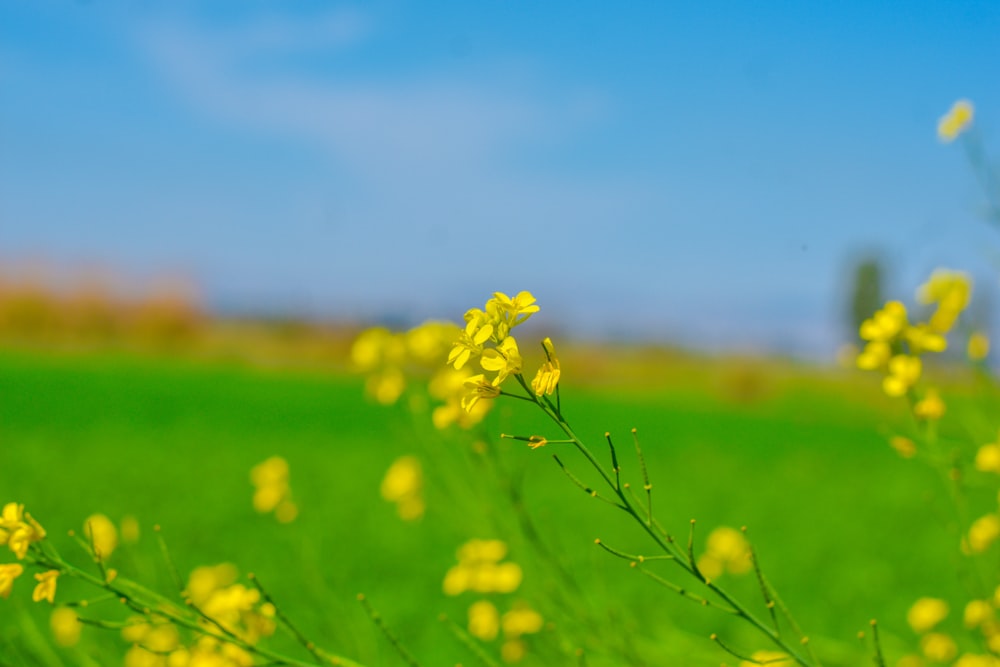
467;599;544;663
448;291;560;412
184;564;276;647
84;513;118;562
739;650;793;667
696;526;752;579
380;455;424;520
938;99;975;143
899;597;1000;664
351;321;460;406
122;615;261;667
443;539;523;596
856;270;972;401
250;457;298;523
0;501;46;560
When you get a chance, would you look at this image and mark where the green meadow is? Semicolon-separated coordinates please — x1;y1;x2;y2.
0;346;984;665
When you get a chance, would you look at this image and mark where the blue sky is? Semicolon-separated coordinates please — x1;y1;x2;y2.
2;2;999;356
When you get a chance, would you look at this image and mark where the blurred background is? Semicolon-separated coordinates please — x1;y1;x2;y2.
2;1;999;356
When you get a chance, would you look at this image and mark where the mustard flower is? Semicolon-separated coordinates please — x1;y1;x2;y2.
380;456;424;521
0;563;23;599
859;301;908;342
883;355;922;397
739;651;793;667
918;269;972;333
889;436;917;459
448;310;494;370
531;337;561;396
486;291;539;340
51;607;81;647
938;99;974;142
914;389;946;421
976;436;1000;473
969;331;990;361
905;325;947;354
968;514;1000;553
907;597;949;633
120;515;141;544
84;514;118;562
428;367;492;429
921;632;958;662
461;374;501;412
468;600;500;641
480;336;523;384
696;526;752;579
32;570;59;604
856;341;891;370
964;600;993;629
502;604;544;637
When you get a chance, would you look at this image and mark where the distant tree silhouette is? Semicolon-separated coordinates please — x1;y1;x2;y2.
847;255;884;342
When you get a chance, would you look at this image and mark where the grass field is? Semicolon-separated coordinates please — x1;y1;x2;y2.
0;346;986;666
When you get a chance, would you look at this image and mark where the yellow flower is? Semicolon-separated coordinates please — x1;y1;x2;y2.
968;514;1000;553
251;457;295;521
84;514;118;562
964;600;993;629
51;607;81;647
969;332;990;361
907;597;949;633
429;367;493;430
380;456;424;521
976;439;1000;473
920;632;957;662
914;389;946;421
739;651;793;667
918;269;972;333
859;301;908;342
448;309;494;370
502;604;544;636
0;563;23;598
938;99;974;142
480;336;523;384
486;291;539;340
501;638;526;663
883;355;922;397
889;436;917;459
468;600;500;641
461;374;501;412
366;368;406;406
856;341;891;370
531;337;561;396
32;570;59;604
954;655;1000;667
905;325;947;354
697;526;751;578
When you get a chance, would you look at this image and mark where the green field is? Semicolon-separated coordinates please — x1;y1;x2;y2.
0;347;984;666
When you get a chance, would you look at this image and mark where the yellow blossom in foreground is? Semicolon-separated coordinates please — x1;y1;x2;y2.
890;436;917;459
908;597;949;633
969;332;991;361
480;336;523;383
0;503;46;560
914;389;946;421
964;600;993;628
860;301;908;342
857;341;891;370
468;600;500;641
429;367;492;430
380;456;424;521
740;650;793;667
954;655;1000;667
461;374;501;412
920;632;957;662
32;570;59;604
487;291;539;340
531;337;561;396
968;514;1000;553
448;310;494;370
697;526;752;578
938;99;974;142
84;513;118;561
50;607;81;647
883;355;922;397
0;563;24;598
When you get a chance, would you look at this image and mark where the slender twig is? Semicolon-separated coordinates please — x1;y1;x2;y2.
357;594;422;667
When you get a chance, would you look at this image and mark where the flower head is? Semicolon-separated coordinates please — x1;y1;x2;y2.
32;570;59;604
907;597;949;633
938;99;974;142
0;563;23;599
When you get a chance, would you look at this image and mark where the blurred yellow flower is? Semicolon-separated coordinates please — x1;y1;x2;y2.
954;655;1000;667
938;99;974;142
380;455;424;521
907;597;949;633
889;436;917;459
120;515;141;544
502;604;544;636
914;389;945;421
976;439;1000;474
964;599;993;629
468;600;500;641
968;514;1000;553
444;539;522;595
501;638;526;663
920;632;957;662
50;607;81;647
860;301;908;342
739;651;793;667
250;457;296;523
969;332;991;361
905;325;947;354
856;341;891;370
918;270;972;333
697;526;752;578
0;563;23;599
883;355;921;397
32;570;59;604
84;513;118;561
